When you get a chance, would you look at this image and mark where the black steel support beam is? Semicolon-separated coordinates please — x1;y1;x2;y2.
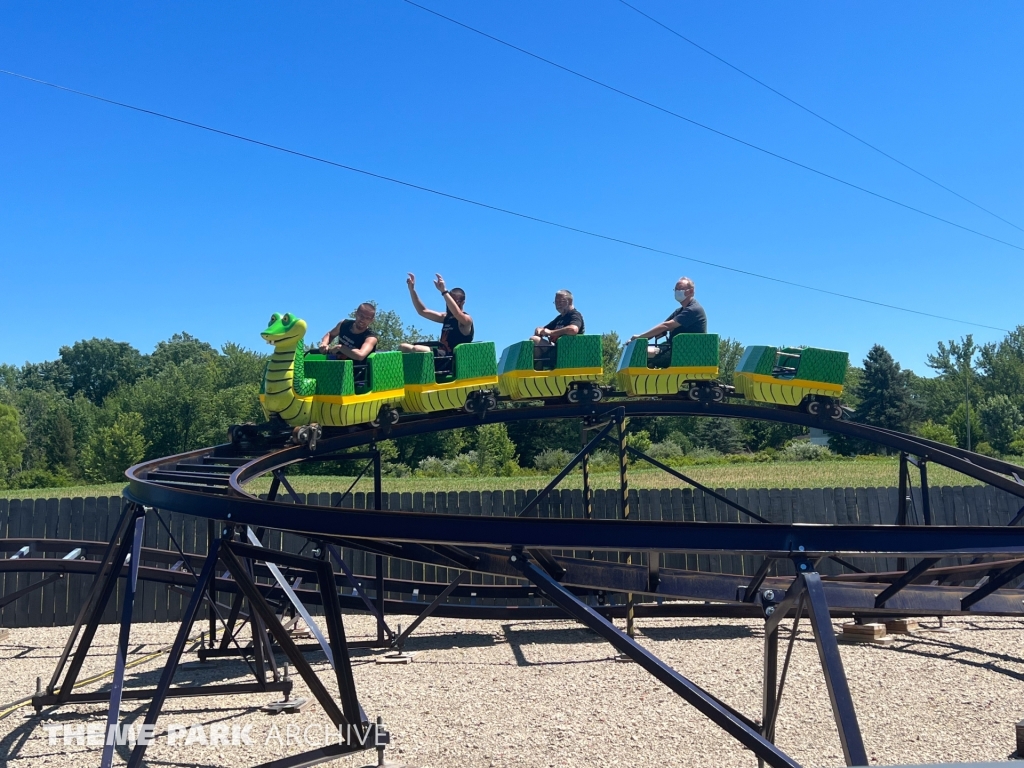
392;572;469;651
960;558;1024;610
101;512;146;768
219;543;352;727
50;503;140;702
874;558;940;608
126;538;222;768
510;551;801;768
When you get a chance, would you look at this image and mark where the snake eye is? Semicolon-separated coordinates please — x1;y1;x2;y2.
282;314;292;326
269;313;279;325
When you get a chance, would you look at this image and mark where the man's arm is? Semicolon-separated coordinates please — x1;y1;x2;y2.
319;323;341;350
546;323;579;341
630;319;680;343
433;273;471;332
335;335;380;362
407;273;445;323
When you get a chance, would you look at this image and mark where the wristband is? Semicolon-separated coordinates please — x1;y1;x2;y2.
442;290;450;296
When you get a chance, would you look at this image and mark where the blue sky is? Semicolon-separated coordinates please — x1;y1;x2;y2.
2;1;1021;373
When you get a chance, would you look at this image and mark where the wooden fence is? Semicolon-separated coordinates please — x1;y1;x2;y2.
1;484;1021;628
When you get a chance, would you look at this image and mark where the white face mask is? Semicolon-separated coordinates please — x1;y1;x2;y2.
675;289;689;302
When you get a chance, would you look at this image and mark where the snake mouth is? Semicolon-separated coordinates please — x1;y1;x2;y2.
262;331;302;345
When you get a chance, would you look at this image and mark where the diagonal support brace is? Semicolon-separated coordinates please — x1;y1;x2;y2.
509;551;802;768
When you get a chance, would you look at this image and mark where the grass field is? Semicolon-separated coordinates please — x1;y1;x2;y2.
0;456;982;500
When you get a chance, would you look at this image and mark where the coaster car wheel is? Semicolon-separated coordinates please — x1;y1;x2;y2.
590;386;604;403
804;399;821;417
828;403;844;420
687;385;701;402
370;407;400;428
566;387;581;404
228;424;251;446
710;385;725;403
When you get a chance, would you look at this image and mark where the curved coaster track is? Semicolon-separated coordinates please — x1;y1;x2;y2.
9;399;1024;768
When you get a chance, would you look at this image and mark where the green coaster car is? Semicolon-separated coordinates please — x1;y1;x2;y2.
497;335;604;401
733;345;848;418
402;342;499;414
259;313;405;429
617;334;721;399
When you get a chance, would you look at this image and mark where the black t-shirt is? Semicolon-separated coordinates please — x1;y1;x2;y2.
331;319;377;350
666;299;707;337
438;310;474;354
547;309;585;335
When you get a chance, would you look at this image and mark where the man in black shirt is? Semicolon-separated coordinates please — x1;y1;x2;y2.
318;302;379;362
629;277;707;364
400;273;474;356
532;289;585;345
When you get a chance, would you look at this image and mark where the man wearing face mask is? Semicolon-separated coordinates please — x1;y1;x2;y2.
629;277;706;364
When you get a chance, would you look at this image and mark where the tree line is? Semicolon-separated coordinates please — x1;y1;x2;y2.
1;310;1022;490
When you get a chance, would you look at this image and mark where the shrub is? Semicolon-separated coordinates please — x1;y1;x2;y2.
476;424;518;475
8;467;77;489
686;447;722;461
646;440;684;459
782;441;834;461
914;420;957;447
665;431;693;454
588;450;620;469
534;448;576;472
626;429;652;453
416;456;447;477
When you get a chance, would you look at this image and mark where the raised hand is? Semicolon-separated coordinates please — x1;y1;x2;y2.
406;272;416;290
434;273;447;293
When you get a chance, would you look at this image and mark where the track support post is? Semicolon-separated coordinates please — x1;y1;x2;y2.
615;410;635;638
763;562;867;767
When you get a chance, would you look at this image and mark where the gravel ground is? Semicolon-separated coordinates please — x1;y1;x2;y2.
1;614;1022;767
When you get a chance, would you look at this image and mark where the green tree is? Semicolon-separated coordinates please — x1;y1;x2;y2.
81;411;149;482
927;335;980;450
978;327;1024;410
856;344;919;434
475;423;519;475
17;359;72;393
150;332;218;373
741;418;805;451
602;332;623;385
914;420;957;447
125;361;219;458
977;395;1022;454
718;338;744;385
945;403;980;450
219;342;268;389
692;418;746;453
0;403;27;483
60;338;145;404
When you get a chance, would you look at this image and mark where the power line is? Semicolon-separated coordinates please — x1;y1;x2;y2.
0;68;1010;333
616;0;1024;234
400;0;1024;255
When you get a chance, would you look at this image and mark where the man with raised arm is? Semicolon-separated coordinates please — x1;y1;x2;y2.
318;302;379;362
629;277;707;362
400;273;475;356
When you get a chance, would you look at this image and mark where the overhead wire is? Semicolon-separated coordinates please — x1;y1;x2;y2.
0;68;1011;333
615;0;1024;235
398;0;1024;254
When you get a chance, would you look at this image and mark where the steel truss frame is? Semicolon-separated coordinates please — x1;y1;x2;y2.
29;501;386;768
6;398;1024;767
